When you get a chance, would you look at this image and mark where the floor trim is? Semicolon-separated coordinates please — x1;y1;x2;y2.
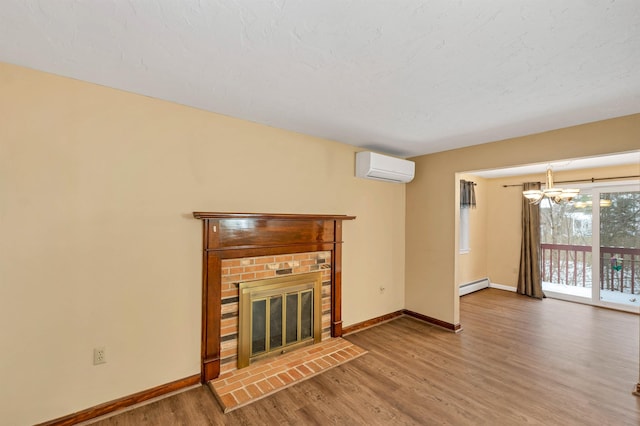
344;309;461;334
36;374;201;426
489;282;517;292
342;310;404;335
403;309;462;332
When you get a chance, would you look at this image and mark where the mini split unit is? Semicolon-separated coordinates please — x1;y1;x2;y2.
355;151;415;183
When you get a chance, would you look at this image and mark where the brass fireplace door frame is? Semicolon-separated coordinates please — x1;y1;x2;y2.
238;272;323;368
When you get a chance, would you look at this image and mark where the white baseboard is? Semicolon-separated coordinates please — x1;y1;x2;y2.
489;282;517;292
459;278;490;296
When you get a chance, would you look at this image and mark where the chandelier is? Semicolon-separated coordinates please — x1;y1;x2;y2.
523;167;580;204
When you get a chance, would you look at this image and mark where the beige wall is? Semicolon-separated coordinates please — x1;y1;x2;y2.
406;113;640;326
456;174;488;286
485;164;640;288
0;63;406;425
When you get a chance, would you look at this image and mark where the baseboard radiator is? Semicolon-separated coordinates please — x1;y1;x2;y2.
459;278;490;296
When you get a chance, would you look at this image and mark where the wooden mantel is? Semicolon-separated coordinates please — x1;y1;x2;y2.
193;212;355;382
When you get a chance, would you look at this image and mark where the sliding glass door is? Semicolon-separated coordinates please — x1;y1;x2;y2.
597;190;640;307
540;192;593;301
540;182;640;313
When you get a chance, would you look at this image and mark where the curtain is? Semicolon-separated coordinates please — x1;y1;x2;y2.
460;180;476;208
517;182;545;299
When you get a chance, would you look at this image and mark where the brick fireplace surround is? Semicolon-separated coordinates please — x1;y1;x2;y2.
219;250;332;375
193;212;356;383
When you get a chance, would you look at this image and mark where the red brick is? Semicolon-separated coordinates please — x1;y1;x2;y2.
222;274;241;284
232;388;251;404
288;368;304;381
256;379;275;394
344;347;360;357
244;264;266;273
226;370;251;384
268;375;284;389
322;355;338;366
219;364;236;375
214;380;244;395
241;373;266;386
332;352;347;363
307;346;324;354
245;383;263;399
246;364;271;375
220;393;237;409
296;364;313;376
216;371;235;381
221;288;238;299
337;349;352;359
277;372;294;385
221;316;238;326
255;270;276;279
266;364;288;376
304;360;322;373
225;259;243;268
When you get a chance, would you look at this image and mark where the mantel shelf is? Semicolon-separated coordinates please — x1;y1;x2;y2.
193;212;356;221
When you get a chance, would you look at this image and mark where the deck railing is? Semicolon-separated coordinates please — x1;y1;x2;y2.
540;243;640;294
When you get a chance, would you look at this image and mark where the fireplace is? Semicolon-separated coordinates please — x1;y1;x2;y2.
218;251;332;375
193;212;355;382
238;272;322;368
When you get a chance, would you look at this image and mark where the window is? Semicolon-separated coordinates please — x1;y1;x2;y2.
459;179;476;254
460;207;470;253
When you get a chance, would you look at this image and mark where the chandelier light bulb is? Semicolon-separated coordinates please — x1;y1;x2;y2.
522;166;580;205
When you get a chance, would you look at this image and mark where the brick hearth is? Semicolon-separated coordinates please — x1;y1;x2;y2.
209;337;367;412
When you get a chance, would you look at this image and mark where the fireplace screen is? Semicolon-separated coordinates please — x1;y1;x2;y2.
238;272;322;368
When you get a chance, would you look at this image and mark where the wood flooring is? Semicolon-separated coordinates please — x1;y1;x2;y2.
87;289;640;425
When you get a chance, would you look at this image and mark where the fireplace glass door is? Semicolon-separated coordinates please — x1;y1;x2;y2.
239;272;322;368
250;289;314;359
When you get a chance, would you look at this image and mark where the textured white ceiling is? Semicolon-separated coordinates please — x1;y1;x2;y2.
1;1;639;157
470;151;640;178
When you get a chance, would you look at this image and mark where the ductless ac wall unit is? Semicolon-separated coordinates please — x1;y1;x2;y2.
355;151;415;183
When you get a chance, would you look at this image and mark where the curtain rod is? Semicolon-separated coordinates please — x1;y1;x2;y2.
502;175;640;188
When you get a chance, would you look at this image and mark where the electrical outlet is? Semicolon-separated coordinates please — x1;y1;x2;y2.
93;347;106;365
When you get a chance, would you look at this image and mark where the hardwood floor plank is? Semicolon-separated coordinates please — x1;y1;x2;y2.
89;289;640;425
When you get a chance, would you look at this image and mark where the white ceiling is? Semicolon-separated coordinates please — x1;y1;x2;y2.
469;151;640;178
1;1;639;158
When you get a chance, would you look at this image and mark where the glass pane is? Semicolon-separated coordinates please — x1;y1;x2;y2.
540;194;593;298
300;290;313;340
251;299;266;355
285;293;298;344
269;296;283;349
599;191;640;306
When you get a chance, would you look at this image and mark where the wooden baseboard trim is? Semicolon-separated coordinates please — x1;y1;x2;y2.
36;374;201;426
342;309;461;335
342;310;404;335
403;309;461;332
